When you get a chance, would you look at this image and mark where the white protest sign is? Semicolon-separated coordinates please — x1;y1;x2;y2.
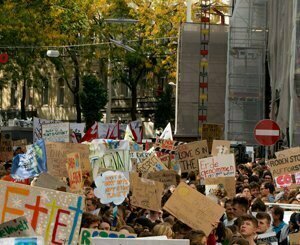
257;232;278;245
199;154;235;179
42;122;70;142
33;117;60;142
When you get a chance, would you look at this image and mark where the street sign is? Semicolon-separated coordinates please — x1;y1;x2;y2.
254;119;280;146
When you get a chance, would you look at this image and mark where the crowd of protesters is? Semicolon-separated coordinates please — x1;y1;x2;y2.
1;147;300;245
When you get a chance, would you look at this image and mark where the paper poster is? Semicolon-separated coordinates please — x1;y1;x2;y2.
199;154;236;179
42;122;70;143
94;171;130;205
147;170;177;189
92;238;189;245
154;138;183;154
257;232;278;245
274;172;300;188
163;182;225;235
0;216;35;238
0;236;44;245
0;180;84;244
80;228;136;244
137;153;167;176
46;142;91;178
268;152;300;177
131;176;164;212
33;117;60;142
66;153;83;193
11;139;47;180
204;177;236;198
201;124;224;152
289;232;300;245
211;140;231;156
177;141;209;173
0;132;13;162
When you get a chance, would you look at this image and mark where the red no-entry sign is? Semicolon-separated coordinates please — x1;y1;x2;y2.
254;119;280;146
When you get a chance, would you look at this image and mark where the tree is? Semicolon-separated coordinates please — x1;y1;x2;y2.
154;85;174;129
80;75;108;129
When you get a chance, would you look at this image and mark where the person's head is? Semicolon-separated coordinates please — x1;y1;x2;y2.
288;212;300;232
149;210;160;220
225;199;235;221
84;187;95;198
249;182;260;198
256;212;271;234
85;197;99;212
262;171;273;183
152;223;174;239
241;186;251;200
184;230;207;245
133;217;155;235
260;182;275;196
13;146;23;156
4;161;12;174
230;238;250;245
271;205;284;222
119;225;135;234
251;198;266;212
239;214;258;239
80;212;100;229
232;197;249;218
100;221;111;231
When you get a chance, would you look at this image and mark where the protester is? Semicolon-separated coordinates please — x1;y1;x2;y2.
260;182;275;203
238;214;258;245
256;212;272;234
271;205;289;244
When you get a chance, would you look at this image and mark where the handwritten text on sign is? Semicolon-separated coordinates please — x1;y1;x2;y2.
66;153;83;193
0;180;84;244
177;141;209;173
268;152;300;177
42;122;70;143
198;154;235;179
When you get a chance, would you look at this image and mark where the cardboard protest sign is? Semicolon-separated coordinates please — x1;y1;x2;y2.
268;152;300;177
275;147;300;159
204;177;236;198
0;180;84;244
92;238;189;245
156;152;178;171
0;236;44;245
257;232;278;245
289;232;300;245
154;138;184;154
46;142;91;178
42;122;70;143
177;141;209;173
147;170;177;189
0;216;35;238
94;171;130;205
211;140;231;156
199;154;235;179
80;228;136;244
131;176;164;212
33;117;59;142
201;124;224;152
163;182;225;235
137;153;167;176
66;153;83;193
11;139;47;180
32;173;69;192
274;173;300;188
0;132;13;162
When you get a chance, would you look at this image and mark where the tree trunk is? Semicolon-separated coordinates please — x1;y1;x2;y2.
20;79;26;119
131;85;137;121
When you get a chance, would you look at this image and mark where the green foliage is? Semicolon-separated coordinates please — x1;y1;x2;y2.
154;85;174;129
80;75;108;127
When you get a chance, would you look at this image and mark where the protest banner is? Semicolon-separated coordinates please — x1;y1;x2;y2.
177;141;209;173
268;152;300;177
131;176;164;212
0;132;13;162
274;173;300;188
147;170;177;189
0;236;44;245
42;122;70;143
33;117;59;142
201;123;224;152
80;228;136;245
46;142;91;179
211;140;231;156
0;216;35;238
257;232;278;245
11;139;47;180
275;147;300;159
137;153;167;177
204;177;236;198
92;238;189;245
289;232;300;245
94;171;130;205
199;154;236;179
163;182;225;236
0;180;84;244
66;153;83;194
154;138;184;154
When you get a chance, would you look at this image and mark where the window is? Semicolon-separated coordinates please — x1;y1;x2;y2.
57;78;64;106
10;81;18;107
42;80;49;105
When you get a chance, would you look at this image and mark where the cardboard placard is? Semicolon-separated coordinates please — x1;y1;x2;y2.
42;122;70;143
211;140;231;156
46;142;91;178
274;173;300;188
131;176;164;212
177;141;209;173
92;238;189;245
66;153;83;193
137;153;167;176
289;232;300;245
94;171;130;205
147;170;177;189
204;177;236;198
0;180;84;244
156;152;178;171
80;228;136;244
268;151;300;177
201;124;224;152
0;133;13;162
163;182;225;235
275;147;300;159
0;216;35;238
32;173;69;192
199;154;235;179
154;138;183;154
